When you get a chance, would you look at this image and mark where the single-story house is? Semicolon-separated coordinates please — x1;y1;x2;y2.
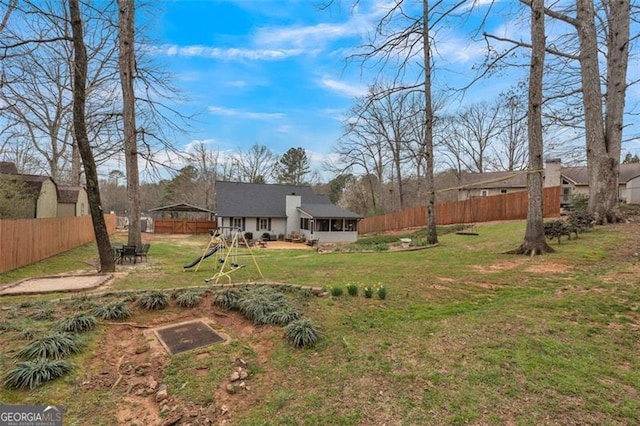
558;162;640;205
215;181;361;244
456;159;640;205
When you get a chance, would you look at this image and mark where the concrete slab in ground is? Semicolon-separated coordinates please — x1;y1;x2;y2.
0;274;112;296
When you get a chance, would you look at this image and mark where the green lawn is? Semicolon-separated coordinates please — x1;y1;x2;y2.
1;222;639;425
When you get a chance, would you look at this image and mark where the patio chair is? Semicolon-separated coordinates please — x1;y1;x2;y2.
120;245;137;264
136;243;150;262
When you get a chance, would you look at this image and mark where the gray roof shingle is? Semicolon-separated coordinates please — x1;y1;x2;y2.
215;181;360;219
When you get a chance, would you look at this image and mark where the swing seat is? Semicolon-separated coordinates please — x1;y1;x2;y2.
456;231;479;236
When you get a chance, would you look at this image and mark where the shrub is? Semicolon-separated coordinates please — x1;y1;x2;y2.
568;210;595;233
212;289;242;310
543;220;577;244
363;287;374;298
4;358;73;390
176;291;202;308
137;291;169;310
92;301;131;320
298;287;315;298
346;283;358;297
285;319;321;348
55;312;97;333
377;285;387;300
16;332;82;360
330;286;343;297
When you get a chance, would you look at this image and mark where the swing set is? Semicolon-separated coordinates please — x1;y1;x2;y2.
204;227;264;284
456;189;479;236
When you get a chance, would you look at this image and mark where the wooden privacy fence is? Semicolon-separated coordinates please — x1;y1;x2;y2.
358;186;561;235
154;219;217;234
0;214;116;274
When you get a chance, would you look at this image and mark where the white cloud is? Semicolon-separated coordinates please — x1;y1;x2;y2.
256;22;358;48
320;78;367;98
436;37;487;64
150;44;304;61
207;106;285;120
276;125;292;133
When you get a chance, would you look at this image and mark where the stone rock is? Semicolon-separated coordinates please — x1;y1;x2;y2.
220;405;229;415
160;404;170;415
225;384;236;394
229;371;240;382
239;370;248;380
156;384;168;402
135;344;150;354
161;414;182;426
148;377;158;391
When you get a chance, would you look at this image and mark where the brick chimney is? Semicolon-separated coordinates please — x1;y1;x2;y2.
544;158;562;188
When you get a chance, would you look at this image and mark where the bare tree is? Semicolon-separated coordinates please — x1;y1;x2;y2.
232;143;276;183
485;1;633;223
509;0;553;256
118;0;141;248
188;142;219;210
344;85;416;210
0;0;122;183
69;0;115;272
576;0;630;223
491;90;529;171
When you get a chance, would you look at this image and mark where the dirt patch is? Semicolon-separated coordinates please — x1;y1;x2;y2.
80;300;280;425
525;262;572;273
0;274;112;295
470;258;527;273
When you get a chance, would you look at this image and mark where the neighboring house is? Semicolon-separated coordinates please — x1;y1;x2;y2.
57;185;89;217
559;162;640;205
215;181;361;243
0;161;90;218
457;170;528;200
457;159;640;205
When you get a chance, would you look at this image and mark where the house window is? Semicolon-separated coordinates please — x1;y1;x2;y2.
331;219;344;231
231;217;242;229
300;218;310;230
316;219;330;232
345;220;357;232
258;218;269;230
500;189;507;194
481;190;488;197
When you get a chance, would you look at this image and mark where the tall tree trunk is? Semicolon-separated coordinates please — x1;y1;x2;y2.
71;133;82;185
118;0;141;247
602;0;629;217
510;0;553;255
576;0;627;224
423;0;438;245
69;0;115;272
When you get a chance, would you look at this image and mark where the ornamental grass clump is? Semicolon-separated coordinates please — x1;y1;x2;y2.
92;301;131;320
264;307;301;325
137;291;169;310
4;358;73;390
16;332;83;360
29;308;56;321
176;291;203;308
55;312;97;333
284;319;321;348
212;289;242;310
237;287;291;325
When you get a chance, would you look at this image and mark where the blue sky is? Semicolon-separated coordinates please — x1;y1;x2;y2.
140;0;639;178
